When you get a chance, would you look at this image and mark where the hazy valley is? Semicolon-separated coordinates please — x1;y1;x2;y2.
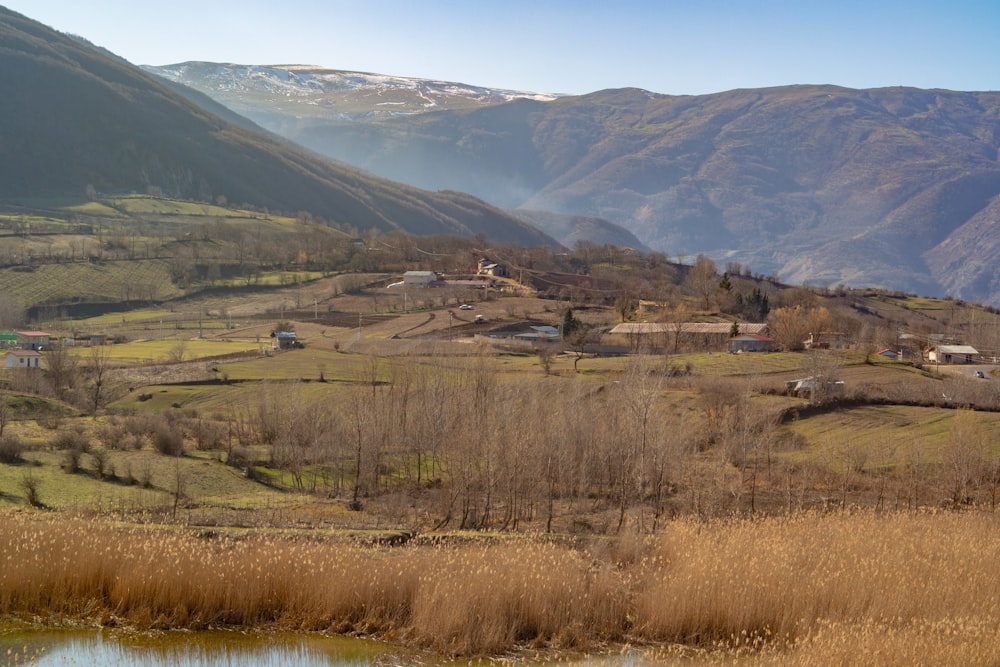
148;62;1000;306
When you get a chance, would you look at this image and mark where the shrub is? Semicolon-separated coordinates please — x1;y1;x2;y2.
62;447;82;474
18;472;41;507
97;420;131;450
191;419;226;450
0;435;24;464
53;430;90;453
91;449;112;480
36;414;63;430
153;424;184;456
137;461;154;489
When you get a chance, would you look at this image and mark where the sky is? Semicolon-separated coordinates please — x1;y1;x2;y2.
5;1;1000;95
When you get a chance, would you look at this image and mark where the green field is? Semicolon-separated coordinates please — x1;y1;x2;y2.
0;259;180;305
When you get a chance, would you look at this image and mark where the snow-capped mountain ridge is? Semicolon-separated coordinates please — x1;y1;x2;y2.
147;62;562;118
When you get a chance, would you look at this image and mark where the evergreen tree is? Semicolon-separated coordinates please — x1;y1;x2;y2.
735;287;770;322
562;307;582;339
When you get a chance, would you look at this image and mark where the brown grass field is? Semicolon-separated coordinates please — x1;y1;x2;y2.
2;511;1000;663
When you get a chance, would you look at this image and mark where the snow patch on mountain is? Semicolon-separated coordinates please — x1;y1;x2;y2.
150;62;562;104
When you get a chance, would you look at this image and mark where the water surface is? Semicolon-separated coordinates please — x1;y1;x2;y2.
0;627;668;666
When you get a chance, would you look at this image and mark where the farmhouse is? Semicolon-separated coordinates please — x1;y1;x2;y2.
477;259;508;277
926;344;978;364
514;325;560;342
727;333;775;353
805;331;849;349
6;350;41;368
271;330;299;350
16;330;50;351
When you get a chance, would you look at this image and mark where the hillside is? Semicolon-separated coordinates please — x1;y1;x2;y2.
0;8;556;248
149;62;1000;305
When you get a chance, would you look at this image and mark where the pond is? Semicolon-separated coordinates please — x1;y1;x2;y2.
0;628;415;666
0;627;668;666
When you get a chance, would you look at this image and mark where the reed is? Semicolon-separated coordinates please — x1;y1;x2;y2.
3;510;1000;661
634;511;1000;654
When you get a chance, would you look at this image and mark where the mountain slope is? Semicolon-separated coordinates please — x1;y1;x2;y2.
0;8;556;248
150;62;1000;304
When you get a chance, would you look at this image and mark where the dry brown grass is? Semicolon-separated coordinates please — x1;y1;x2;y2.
3;510;1000;662
407;542;628;654
634;511;1000;664
0;515;627;656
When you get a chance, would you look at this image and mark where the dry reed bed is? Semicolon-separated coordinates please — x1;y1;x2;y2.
2;511;1000;661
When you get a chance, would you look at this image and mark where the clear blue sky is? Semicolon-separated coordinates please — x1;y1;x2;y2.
5;1;1000;95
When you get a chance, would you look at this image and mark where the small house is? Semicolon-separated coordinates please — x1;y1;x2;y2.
271;330;299;350
514;325;561;342
6;350;41;368
15;330;50;351
805;331;849;350
927;345;978;364
477;259;508;278
727;333;775;353
877;348;899;360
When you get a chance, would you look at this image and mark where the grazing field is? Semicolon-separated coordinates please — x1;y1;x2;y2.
68;339;261;365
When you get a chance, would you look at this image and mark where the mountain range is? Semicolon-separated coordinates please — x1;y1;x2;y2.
0;7;560;248
146;62;1000;305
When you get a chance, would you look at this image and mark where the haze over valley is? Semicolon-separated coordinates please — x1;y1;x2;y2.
148;61;1000;306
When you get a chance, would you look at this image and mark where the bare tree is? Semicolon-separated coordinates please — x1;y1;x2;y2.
945;408;987;506
43;344;80;404
537;345;557;375
769;305;829;352
685;254;718;310
801;350;843;403
660;303;692;355
87;345;113;416
564;324;593;373
0;390;10;438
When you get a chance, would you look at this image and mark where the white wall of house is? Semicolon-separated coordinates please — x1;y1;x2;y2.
6;353;40;368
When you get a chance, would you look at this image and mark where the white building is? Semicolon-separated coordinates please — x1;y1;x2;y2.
927;345;979;364
402;271;440;287
6;350;41;368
